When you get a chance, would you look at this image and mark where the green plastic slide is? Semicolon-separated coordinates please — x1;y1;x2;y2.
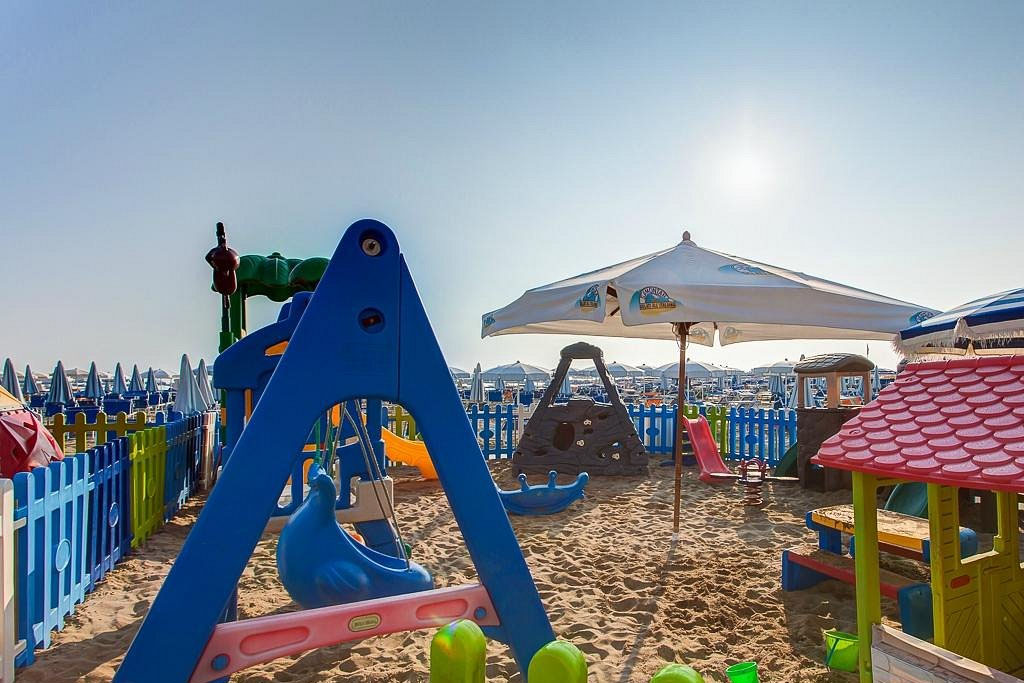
884;482;928;518
774;442;798;478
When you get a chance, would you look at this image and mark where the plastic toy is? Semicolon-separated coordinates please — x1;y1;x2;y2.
650;663;705;682
497;471;589;516
0;385;63;478
812;355;1024;680
824;629;858;672
114;220;554;682
381;424;438;479
514;342;646;476
883;482;927;518
276;464;432;609
685;416;736;483
724;661;759;682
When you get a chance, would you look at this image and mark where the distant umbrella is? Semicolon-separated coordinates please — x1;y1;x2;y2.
523;374;535;393
871;365;880;399
173;354;208;414
481;361;550;384
1;359;21;402
604;361;643;378
22;365;39;396
128;365;145;393
195;359;215;407
47;361;74;405
145;367;159;393
111;363;128;395
788;378;801;409
448;366;471;380
83;362;104;399
154;368;172;379
469;363;484;403
560;373;572;396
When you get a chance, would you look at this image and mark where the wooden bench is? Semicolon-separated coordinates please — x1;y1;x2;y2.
782;547;933;640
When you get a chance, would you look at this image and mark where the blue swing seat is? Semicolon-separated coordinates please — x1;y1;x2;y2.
276;466;433;609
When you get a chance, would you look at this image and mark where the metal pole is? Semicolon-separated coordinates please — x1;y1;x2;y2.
672;322;690;538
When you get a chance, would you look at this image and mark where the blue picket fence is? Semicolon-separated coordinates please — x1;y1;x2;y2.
159;413;203;520
13;455;91;666
466;403;518;459
86;438;132;590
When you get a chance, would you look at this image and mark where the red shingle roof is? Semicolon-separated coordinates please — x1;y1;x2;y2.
813;355;1024;493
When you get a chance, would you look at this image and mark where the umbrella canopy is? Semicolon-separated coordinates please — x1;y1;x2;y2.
47;361;74;405
173;355;208;414
481;361;550;383
469;363;484;403
750;360;797;375
657;360;720;380
482;230;935;537
896;287;1024;356
604;361;643;378
483;231;935;345
145;367;159;393
154;368;172;379
128;365;145;392
111;363;128;395
83;362;104;399
22;365;39;396
195;359;215;407
1;359;22;402
448;366;471;380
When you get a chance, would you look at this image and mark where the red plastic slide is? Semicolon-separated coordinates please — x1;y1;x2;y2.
682;416;735;484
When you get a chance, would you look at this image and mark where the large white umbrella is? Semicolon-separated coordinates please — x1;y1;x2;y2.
658;360;720;380
750;360;797;375
481;361;550;384
482;230;936;536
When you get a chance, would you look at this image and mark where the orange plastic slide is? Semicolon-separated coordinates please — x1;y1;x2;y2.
380;427;438;480
682;416;736;484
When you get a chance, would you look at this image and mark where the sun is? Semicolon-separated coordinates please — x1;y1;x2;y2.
717;149;773;201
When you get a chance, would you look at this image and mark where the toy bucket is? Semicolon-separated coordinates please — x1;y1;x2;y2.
725;661;759;683
823;629;859;672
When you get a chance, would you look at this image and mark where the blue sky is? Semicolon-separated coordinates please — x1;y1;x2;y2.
2;2;1022;375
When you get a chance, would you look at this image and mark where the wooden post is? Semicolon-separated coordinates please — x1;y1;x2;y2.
672;322;690;538
852;472;881;681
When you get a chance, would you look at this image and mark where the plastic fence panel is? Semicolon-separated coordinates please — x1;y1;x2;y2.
13;455;90;666
129;426;166;548
48;411;149;454
390;405;420;440
467;404;517;459
163;418;188;520
86;438;132;590
727;408;796;465
199;410;220;491
0;479;23;682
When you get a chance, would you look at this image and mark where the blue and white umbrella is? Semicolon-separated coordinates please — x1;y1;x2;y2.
469;363;484;403
83;362;104;399
495;377;506;393
788;377;801;409
111;363;128;395
22;365;39;397
1;359;22;401
897;287;1024;356
47;361;74;405
145;367;159;393
128;364;145;393
523;374;536;393
560;373;572;396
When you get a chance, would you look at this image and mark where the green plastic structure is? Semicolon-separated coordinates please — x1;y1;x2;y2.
430;620;487;683
651;662;706;682
527;640;588;682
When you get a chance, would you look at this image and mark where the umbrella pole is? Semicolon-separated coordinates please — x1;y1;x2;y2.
672;323;690;539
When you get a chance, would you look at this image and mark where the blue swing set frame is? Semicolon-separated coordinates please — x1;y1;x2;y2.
114;219;554;681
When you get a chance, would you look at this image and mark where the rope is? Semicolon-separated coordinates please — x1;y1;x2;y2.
342;403;410;568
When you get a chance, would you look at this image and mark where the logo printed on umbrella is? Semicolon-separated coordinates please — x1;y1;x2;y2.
632;286;676;315
908;310;936;324
719;263;769;275
482;313;496;329
577;285;601;311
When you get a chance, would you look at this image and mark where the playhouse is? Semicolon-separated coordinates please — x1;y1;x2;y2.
813;355;1024;681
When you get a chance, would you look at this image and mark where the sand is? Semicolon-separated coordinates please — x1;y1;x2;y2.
18;460;887;683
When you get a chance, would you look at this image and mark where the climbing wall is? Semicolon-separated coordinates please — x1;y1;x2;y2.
513;342;647;476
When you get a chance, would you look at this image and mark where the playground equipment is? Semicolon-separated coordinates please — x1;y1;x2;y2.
114;220;555;682
497;471;589;516
685;416;736;483
883;482;927;518
810;355;1024;680
737;459;766;507
276;464;432;609
515;342;647;475
381;425;438;479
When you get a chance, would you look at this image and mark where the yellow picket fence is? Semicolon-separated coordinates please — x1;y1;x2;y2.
48;411;149;454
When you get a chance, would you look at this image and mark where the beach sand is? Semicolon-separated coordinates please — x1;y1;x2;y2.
19;459;890;682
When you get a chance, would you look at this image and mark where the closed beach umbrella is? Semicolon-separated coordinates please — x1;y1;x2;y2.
896;287;1024;356
195;359;215;407
47;361;74;405
145;367;159;393
523;374;535;393
483;230;936;537
495;377;506;393
22;365;39;397
469;363;484;403
128;365;145;392
1;359;22;402
559;373;572;396
173;354;207;414
111;363;128;395
83;362;104;399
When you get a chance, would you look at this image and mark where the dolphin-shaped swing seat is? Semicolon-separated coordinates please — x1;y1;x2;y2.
276;464;433;609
